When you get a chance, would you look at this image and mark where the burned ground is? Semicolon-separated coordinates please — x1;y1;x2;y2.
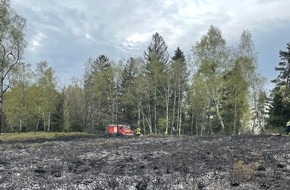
0;135;289;189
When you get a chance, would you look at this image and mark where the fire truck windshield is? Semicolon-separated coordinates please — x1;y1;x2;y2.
123;125;130;129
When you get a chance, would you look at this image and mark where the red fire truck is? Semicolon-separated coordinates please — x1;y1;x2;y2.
106;124;134;136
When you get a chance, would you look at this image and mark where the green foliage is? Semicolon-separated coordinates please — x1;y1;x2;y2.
119;57;142;126
169;47;188;135
0;0;26;133
69;124;84;132
33;62;58;132
222;59;250;134
84;55;117;132
268;87;290;128
50;89;67;132
191;25;229;134
3;61;59;133
268;43;290;132
188;73;209;135
157;117;167;131
143;32;170;134
1;6;271;136
190;27;262;135
65;80;85;132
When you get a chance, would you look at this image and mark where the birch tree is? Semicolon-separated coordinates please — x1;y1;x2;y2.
34;61;57;132
236;30;265;133
170;47;188;135
4;62;32;132
192;25;229;134
0;0;26;133
189;73;210;136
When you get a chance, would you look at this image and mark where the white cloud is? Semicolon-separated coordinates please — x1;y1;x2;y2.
85;33;92;40
11;0;290;81
126;33;150;43
28;32;46;52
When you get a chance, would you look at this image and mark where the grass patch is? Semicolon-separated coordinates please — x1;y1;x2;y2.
232;160;259;183
0;132;93;142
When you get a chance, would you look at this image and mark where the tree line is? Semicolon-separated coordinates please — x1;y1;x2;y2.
2;0;287;135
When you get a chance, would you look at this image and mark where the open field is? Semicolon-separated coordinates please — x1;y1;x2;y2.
0;132;93;142
0;135;290;189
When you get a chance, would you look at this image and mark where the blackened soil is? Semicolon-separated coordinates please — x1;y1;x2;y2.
0;135;289;189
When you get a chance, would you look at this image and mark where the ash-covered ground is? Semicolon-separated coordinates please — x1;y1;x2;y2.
0;135;290;190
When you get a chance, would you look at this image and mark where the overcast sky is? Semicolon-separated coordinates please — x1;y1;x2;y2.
12;0;290;90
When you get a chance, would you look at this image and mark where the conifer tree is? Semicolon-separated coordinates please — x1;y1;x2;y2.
144;32;169;134
268;43;290;131
84;55;116;132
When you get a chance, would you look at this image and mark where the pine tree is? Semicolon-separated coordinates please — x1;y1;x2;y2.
144;32;169;134
84;55;116;132
268;43;290;132
119;57;141;126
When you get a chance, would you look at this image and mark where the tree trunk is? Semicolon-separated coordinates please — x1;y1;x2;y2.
0;65;4;134
142;113;146;135
177;81;182;135
19;95;23;132
147;94;152;134
165;81;170;135
137;102;141;128
190;112;194;135
178;105;182;135
201;104;207;136
166;97;169;135
36;103;41;132
196;117;199;136
47;112;51;132
154;87;157;134
214;98;225;134
233;89;238;135
43;112;46;132
171;90;176;135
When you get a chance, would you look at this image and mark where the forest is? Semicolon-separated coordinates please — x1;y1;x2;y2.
1;0;289;136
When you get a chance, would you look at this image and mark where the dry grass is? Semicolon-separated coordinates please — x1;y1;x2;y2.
0;132;92;142
233;160;259;182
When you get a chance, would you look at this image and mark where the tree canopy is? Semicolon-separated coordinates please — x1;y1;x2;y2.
2;1;282;136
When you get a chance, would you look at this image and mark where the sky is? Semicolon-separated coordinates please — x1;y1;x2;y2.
11;0;290;90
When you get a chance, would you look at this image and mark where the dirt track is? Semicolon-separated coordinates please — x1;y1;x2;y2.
0;135;290;189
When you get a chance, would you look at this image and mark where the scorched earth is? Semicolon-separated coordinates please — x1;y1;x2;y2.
0;135;290;189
